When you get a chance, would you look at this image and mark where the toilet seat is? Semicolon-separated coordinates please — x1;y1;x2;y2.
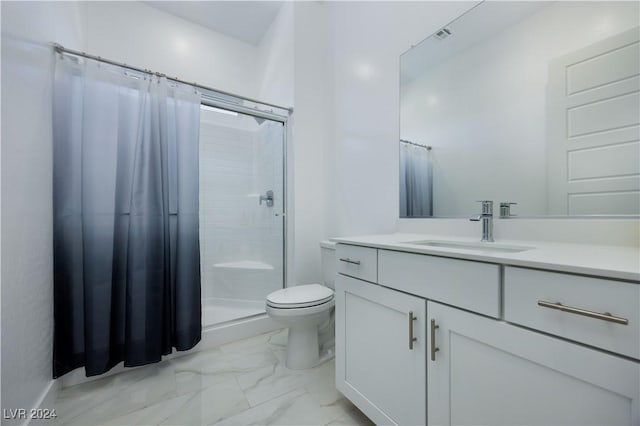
266;284;334;309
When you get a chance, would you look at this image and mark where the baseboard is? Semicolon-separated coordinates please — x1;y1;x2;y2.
24;379;59;426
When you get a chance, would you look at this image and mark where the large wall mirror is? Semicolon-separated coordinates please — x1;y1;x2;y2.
400;1;639;218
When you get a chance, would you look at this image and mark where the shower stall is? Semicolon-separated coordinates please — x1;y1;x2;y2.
199;101;286;328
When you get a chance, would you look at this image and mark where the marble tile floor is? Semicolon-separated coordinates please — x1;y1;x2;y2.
51;329;374;426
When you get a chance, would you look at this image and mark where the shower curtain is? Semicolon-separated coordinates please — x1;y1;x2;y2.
400;142;433;217
52;54;202;378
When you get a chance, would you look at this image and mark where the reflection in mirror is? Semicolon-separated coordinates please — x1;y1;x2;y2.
400;139;433;217
400;1;640;218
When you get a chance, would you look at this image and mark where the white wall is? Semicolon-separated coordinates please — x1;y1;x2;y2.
257;2;294;107
1;1;87;421
326;1;478;238
401;1;640;216
86;1;259;99
288;2;336;286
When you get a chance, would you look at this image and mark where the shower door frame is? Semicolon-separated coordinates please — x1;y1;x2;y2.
200;95;289;320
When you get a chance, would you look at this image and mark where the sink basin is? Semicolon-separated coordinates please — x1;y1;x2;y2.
404;240;532;253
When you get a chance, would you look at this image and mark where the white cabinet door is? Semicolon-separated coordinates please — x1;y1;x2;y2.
336;274;427;425
428;301;640;425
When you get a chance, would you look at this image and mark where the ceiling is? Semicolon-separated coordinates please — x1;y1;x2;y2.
401;1;549;85
145;1;283;46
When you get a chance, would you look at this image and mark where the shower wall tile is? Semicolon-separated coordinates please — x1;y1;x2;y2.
200;120;253;300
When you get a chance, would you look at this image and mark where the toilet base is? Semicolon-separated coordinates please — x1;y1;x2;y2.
286;324;319;369
266;299;335;370
285;325;335;369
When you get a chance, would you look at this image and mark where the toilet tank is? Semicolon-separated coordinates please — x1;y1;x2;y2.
320;241;337;289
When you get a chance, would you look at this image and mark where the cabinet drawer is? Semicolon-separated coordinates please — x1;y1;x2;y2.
336;244;377;283
504;267;640;359
378;250;500;318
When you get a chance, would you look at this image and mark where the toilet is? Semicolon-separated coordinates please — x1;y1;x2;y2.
266;241;336;369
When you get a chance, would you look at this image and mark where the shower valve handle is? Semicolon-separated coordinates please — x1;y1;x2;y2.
259;190;274;207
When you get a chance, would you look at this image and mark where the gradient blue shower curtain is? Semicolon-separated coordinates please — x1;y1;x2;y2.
400;142;433;217
52;53;202;378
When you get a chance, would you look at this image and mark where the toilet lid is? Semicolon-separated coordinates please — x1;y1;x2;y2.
266;284;334;309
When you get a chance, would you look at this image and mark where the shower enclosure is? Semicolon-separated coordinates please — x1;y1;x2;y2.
199;102;286;328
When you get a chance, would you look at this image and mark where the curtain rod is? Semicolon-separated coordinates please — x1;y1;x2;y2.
400;139;431;150
53;43;293;115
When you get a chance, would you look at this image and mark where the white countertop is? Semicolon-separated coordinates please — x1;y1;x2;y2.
332;233;640;282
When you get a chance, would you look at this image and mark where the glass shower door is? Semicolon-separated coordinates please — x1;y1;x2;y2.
198;104;285;327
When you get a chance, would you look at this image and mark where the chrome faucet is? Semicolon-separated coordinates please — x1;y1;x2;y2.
470;200;494;242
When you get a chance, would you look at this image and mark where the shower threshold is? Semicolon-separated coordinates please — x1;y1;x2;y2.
202;297;265;327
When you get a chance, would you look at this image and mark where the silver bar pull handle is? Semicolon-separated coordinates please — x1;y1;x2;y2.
339;258;361;265
409;311;417;350
430;319;440;361
537;300;628;325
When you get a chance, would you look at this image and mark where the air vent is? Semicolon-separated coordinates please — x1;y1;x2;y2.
434;28;452;40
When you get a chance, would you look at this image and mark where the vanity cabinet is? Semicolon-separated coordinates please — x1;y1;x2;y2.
427;301;640;426
335;274;426;425
335;242;640;426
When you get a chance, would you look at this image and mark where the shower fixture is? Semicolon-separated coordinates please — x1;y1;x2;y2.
259;190;274;207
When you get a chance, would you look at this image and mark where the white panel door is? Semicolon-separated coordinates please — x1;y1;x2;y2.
336;274;426;425
428;301;640;425
547;27;640;215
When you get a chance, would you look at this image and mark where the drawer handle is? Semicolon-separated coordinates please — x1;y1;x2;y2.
409;311;417;350
430;319;439;361
537;300;628;325
339;258;361;265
